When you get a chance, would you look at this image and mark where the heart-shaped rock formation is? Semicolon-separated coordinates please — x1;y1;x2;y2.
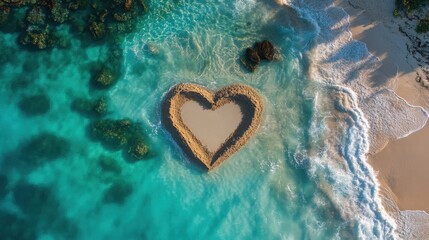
162;83;263;171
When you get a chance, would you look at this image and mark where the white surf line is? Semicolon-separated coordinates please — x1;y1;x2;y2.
337;0;429;140
385;88;429;139
331;83;397;238
338;2;429;141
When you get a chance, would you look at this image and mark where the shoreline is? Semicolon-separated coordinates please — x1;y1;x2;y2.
336;0;429;235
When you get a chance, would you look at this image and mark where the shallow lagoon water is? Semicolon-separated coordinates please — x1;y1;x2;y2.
0;0;396;239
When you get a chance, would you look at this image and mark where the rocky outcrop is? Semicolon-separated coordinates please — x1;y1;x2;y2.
1;0;148;49
92;67;117;88
89;118;150;161
19;26;56;49
18;93;51;116
255;40;275;61
241;40;278;72
396;5;429;87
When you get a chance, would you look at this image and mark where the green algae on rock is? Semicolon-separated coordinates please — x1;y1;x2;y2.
90;118;150;160
90;119;133;149
127;135;149;161
71;96;108;117
91;67;119;89
1;0;148;49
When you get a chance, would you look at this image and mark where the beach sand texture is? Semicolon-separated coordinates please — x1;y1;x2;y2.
162;83;263;171
337;0;429;235
181;101;243;153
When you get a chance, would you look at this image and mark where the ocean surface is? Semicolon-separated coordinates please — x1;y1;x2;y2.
1;0;415;239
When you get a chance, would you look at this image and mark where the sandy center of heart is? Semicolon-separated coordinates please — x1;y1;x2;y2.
180;100;243;152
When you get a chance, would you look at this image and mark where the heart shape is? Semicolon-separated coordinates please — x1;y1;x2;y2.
162;83;263;171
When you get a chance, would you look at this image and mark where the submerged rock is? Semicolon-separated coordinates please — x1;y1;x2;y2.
0;210;36;240
89;21;106;40
18;93;50;116
89;119;150;160
0;175;7;198
103;180;133;204
26;6;46;25
2;0;147;51
19;27;56;50
10;78;30;91
10;180;77;238
90;119;132;149
92;67;118;89
21;132;70;165
71;96;108;117
13;182;53;217
50;4;69;24
0;6;11;27
127;136;149;161
98;155;122;174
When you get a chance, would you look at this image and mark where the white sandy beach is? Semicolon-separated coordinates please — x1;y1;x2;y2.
336;0;429;236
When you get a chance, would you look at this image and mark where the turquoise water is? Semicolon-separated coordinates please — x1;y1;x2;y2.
0;0;396;239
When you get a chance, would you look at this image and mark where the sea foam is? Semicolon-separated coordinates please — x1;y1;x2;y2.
281;0;429;238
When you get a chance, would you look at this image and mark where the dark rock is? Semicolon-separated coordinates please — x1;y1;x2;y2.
0;175;7;198
1;0;24;7
127;136;148;161
93;97;108;115
417;17;429;33
0;6;10;27
240;57;258;72
11;181;77;239
13;182;54;217
26;6;46;25
50;4;69;24
246;47;260;64
103;180;133;204
241;40;277;72
21;132;70;165
89;119;150;159
89;21;106;40
19;27;56;50
113;12;134;22
10;78;30;91
125;0;133;11
71;96;108;117
138;0;148;11
0;211;36;240
255;40;275;61
90;119;132;149
98;155;122;174
92;67;118;89
18;93;50;116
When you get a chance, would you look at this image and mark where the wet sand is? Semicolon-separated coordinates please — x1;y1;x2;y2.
180;101;243;153
337;0;429;237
